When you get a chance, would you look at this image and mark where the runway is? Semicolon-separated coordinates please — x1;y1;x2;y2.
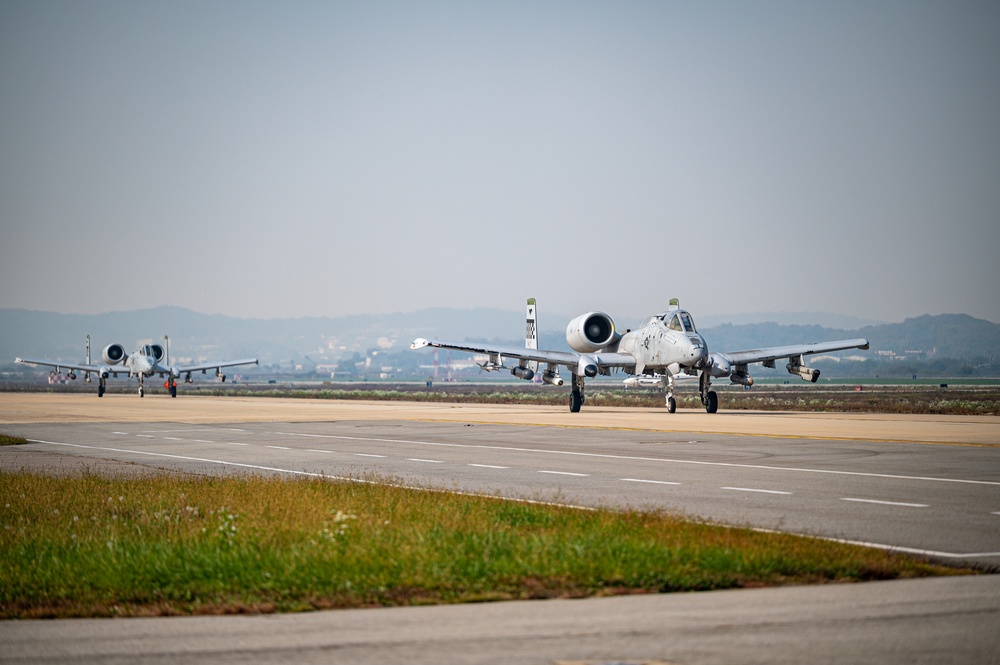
1;393;999;664
3;393;999;565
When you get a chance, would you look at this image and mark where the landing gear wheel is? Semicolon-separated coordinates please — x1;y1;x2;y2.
666;396;676;413
170;384;177;398
705;390;718;414
98;385;105;398
139;386;145;398
570;390;583;413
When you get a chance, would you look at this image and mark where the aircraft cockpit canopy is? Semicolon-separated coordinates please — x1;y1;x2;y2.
665;310;697;333
142;345;154;356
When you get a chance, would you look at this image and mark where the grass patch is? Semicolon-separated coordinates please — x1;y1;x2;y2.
0;471;969;619
206;384;1000;415
0;434;27;446
5;383;1000;415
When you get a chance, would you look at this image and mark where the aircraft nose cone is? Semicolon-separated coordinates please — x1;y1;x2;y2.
689;338;708;365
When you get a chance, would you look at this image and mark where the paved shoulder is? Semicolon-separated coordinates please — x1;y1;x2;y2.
1;576;996;664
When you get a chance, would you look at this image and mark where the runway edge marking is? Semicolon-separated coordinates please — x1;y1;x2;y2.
15;439;998;562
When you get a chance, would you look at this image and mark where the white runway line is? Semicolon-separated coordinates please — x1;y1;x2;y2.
722;487;793;495
621;478;681;485
841;498;928;508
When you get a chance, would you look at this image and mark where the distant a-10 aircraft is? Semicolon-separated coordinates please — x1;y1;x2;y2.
412;298;869;413
16;337;258;397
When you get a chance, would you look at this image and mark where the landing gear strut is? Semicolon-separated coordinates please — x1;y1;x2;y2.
570;375;585;413
662;374;677;413
699;371;718;414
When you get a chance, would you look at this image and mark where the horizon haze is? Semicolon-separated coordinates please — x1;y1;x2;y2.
2;2;998;325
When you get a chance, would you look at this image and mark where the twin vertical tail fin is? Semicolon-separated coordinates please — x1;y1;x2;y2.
525;298;538;374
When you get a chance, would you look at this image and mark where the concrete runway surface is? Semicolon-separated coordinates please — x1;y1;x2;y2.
1;393;999;664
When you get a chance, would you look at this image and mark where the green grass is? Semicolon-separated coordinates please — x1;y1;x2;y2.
0;471;969;619
6;382;1000;414
0;434;27;446
216;386;1000;415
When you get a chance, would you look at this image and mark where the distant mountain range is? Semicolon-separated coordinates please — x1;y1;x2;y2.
2;306;999;370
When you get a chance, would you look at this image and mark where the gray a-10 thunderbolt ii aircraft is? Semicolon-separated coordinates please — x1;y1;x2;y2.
16;337;257;397
411;298;869;413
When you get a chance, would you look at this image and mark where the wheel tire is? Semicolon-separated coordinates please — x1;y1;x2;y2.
170;385;177;398
570;390;582;413
98;386;105;398
705;390;718;413
139;387;144;398
667;396;676;413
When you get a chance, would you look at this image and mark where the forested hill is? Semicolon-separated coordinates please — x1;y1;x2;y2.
702;314;1000;360
1;307;998;366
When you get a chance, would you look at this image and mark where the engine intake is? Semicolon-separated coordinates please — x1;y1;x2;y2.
565;312;619;353
102;343;126;365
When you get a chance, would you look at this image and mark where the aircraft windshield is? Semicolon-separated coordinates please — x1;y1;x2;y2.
668;312;697;332
142;345;153;356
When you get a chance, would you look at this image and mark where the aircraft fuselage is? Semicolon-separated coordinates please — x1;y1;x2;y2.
616;320;708;374
613;309;709;376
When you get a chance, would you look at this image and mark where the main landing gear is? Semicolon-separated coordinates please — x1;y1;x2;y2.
570;375;585;412
660;371;718;413
98;377;106;398
699;371;718;414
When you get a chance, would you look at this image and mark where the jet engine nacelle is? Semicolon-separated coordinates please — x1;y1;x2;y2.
102;343;126;365
150;344;165;361
565;312;620;353
787;362;820;383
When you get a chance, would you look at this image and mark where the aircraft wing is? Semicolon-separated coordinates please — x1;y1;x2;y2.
15;357;103;374
410;338;636;371
170;358;259;374
718;338;870;366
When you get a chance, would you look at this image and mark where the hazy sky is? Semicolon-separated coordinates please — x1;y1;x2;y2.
2;1;998;324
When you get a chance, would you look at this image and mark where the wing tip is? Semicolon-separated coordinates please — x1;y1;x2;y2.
410;338;430;350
